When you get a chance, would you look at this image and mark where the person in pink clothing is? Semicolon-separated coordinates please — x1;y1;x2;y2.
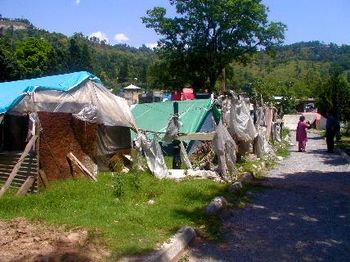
296;115;310;152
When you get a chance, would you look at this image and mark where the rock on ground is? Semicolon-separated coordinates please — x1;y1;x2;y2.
205;196;228;215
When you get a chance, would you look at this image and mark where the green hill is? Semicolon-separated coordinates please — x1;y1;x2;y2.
1;17;350;100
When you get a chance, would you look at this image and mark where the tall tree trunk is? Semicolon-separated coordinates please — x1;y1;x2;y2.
221;67;227;92
208;70;220;92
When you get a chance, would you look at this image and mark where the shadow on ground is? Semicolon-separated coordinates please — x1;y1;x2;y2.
188;170;350;261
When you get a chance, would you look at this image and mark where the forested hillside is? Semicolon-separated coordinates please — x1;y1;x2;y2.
228;42;350;98
1;17;350;109
0;17;155;90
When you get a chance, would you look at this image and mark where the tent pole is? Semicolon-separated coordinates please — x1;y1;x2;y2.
172;102;181;169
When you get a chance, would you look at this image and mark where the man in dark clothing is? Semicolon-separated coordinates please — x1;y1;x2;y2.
326;112;340;153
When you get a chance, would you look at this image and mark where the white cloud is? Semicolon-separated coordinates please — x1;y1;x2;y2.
114;33;129;43
89;31;109;43
76;0;80;5
146;42;158;49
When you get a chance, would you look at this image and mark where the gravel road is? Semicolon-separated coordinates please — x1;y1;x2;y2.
186;131;350;262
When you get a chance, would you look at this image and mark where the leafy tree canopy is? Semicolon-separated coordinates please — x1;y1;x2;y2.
316;72;350;121
15;37;54;78
142;0;286;91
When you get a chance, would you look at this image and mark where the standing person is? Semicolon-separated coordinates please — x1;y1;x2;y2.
326;112;340;153
296;115;310;152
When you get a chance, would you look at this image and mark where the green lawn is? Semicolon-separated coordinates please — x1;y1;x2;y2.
0;172;231;259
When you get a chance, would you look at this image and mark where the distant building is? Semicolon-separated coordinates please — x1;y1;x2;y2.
121;84;142;105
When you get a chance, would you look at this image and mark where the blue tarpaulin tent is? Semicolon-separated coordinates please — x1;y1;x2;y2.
0;71;100;114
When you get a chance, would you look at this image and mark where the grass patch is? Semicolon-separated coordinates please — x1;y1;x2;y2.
236;132;291;178
273;140;290;158
0;171;232;259
320;128;350;155
336;129;350;155
164;155;188;169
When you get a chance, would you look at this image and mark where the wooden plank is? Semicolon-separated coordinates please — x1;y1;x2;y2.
39;170;49;188
36;127;41;189
66;152;97;181
0;135;38;197
16;176;35;196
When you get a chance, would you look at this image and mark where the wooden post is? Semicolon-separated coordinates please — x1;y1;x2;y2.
36;121;40;190
222;67;227;92
0;135;38;198
16;176;35;196
39;170;49;188
67;152;97;181
172;102;181;169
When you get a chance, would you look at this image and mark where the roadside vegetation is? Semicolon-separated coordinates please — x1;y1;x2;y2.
336;128;350;155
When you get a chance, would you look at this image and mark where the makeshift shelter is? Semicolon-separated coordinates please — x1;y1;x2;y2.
0;71;136;194
122;84;142;105
131;99;220;151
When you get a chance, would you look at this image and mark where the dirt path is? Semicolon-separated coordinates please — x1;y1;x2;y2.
0;218;109;261
186;131;350;261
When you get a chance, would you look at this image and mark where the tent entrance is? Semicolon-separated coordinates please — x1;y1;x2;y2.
1;114;29;152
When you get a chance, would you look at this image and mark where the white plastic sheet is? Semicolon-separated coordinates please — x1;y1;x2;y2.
163;115;180;143
213;121;237;178
229;98;257;142
180;141;192;169
10;81;137;129
254;126;269;157
73;105;98;123
272;120;282;142
135;133;169;179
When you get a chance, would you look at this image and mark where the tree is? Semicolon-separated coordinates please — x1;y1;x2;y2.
68;34;92;72
316;72;350;121
15;37;54;78
142;0;286;91
0;36;20;80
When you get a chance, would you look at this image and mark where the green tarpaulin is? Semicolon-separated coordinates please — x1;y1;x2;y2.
131;99;220;139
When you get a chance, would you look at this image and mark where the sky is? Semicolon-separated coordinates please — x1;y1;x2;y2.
0;0;350;47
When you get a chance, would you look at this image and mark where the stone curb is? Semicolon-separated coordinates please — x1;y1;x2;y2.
144;226;196;262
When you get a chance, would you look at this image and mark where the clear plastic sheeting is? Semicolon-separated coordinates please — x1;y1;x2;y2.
255;107;266;128
254;126;269;157
73;105;98;123
135;133;169;179
272;120;282;142
26;112;40;141
10;81;137;129
213;121;237;179
163;115;180;143
229;98;257;142
180;141;192;169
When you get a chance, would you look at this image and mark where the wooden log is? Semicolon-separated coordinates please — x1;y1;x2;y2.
0;135;38;198
66;152;97;181
39;169;49;188
16;176;35;196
